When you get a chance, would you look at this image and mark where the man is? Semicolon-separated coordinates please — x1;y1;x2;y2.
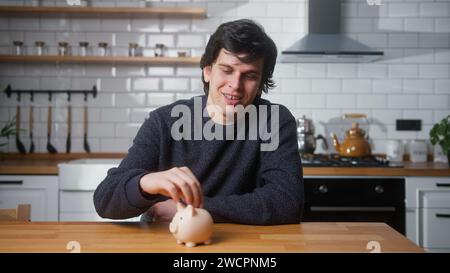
94;19;304;225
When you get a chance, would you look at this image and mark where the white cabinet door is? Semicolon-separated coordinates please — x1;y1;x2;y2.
0;175;58;221
59;190;140;222
405;177;450;252
406;177;450;208
422;208;450;249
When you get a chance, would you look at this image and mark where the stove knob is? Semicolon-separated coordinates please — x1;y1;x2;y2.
318;184;328;194
374;185;384;194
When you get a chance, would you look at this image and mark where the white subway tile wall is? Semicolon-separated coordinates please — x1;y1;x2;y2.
0;0;449;154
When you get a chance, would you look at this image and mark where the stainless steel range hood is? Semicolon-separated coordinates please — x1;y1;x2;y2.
281;0;384;63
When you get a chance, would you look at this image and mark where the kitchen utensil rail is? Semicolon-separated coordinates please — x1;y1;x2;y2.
4;84;97;99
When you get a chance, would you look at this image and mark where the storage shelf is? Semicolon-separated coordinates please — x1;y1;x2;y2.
0;55;201;65
0;6;206;18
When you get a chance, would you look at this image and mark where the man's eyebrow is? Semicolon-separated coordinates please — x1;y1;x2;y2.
217;64;232;69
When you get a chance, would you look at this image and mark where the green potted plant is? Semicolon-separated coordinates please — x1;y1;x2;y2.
430;115;450;166
0;117;18;149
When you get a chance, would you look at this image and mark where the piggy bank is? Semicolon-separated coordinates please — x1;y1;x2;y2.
169;203;213;247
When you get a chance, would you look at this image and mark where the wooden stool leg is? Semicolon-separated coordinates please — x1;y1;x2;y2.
17;204;31;221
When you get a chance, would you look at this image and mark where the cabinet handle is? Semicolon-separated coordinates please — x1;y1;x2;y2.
436;183;450;187
0;180;23;185
435;213;450;218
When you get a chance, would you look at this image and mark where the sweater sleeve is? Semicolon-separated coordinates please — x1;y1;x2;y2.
93;111;166;219
203;106;304;225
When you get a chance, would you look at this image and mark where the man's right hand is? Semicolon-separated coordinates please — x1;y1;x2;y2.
139;166;203;208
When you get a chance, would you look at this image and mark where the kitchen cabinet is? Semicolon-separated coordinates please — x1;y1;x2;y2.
0;5;205;65
0;175;58;221
406;177;450;252
58;159;140;222
59;190;140;222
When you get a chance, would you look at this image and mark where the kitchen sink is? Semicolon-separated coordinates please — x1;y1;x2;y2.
58;159;121;190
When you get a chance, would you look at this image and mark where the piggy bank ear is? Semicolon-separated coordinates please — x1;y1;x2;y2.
186;205;196;217
177;202;186;211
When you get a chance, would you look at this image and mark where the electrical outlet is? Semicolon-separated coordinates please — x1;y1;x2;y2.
396;119;421;131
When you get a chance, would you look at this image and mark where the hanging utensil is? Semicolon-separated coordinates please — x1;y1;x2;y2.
83;92;91;153
15;93;26;154
46;93;57;154
29;93;35;153
66;93;72;153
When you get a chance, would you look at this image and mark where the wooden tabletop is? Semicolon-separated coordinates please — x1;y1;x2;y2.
0;222;423;253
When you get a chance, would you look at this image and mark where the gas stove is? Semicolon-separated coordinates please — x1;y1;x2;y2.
301;154;403;167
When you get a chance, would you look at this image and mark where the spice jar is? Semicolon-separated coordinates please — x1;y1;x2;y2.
129;43;138;57
177;51;187;57
79;41;89;56
58;42;70;56
35;41;46;56
155;43;166;57
31;0;41;7
13;41;24;56
98;42;108;56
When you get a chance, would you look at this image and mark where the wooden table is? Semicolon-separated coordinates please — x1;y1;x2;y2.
0;222;423;253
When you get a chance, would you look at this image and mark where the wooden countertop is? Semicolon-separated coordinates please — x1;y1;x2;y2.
0;153;124;175
1;153;449;176
0;222;423;253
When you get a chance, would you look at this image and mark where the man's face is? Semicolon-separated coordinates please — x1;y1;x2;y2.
203;49;264;124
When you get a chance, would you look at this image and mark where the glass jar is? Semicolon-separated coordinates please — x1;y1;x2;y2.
129;43;138;57
13;41;24;56
30;0;41;7
155;43;166;57
58;42;70;56
98;42;108;56
35;41;46;56
80;0;89;7
79;41;89;56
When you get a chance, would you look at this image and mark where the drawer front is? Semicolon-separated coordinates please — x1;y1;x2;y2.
0;175;58;221
422;208;450;249
0;187;47;221
406;177;450;208
422;190;450;208
60;191;96;212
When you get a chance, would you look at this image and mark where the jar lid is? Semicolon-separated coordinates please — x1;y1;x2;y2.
98;42;108;47
129;42;139;48
35;41;45;46
58;42;69;47
13;41;23;46
79;42;89;46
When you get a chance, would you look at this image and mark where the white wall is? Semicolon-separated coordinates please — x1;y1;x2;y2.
0;0;449;154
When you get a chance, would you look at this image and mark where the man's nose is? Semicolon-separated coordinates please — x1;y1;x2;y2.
228;74;241;90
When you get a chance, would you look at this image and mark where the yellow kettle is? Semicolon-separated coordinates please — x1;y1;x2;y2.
332;122;371;157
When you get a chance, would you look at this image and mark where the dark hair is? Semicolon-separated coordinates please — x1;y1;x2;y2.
200;19;277;96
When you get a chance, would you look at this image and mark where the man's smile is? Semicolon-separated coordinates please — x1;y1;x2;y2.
221;92;242;105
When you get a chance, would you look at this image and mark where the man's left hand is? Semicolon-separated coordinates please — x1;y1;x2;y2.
147;199;177;222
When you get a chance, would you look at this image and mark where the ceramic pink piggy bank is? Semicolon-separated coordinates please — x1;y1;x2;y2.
169;203;214;247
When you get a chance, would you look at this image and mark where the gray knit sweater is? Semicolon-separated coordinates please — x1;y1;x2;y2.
93;95;304;225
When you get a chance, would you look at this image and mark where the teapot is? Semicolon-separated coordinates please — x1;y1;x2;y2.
332;122;371;157
296;115;328;155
